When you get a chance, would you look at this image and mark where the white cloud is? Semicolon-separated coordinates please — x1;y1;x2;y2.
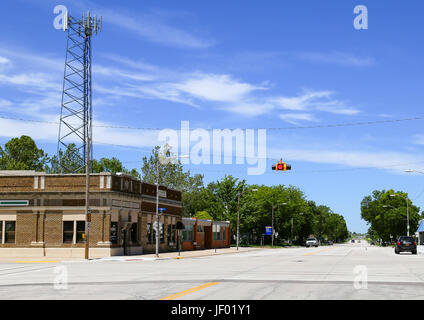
272;91;333;111
218;102;274;117
173;74;265;103
101;8;213;49
278;113;318;124
270;147;424;174
0;98;12;108
0;72;57;90
0;56;9;65
0;116;161;150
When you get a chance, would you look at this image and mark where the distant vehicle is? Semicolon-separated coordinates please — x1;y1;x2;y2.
327;240;333;245
395;236;417;255
306;238;318;247
370;241;375;245
351;239;355;243
358;240;361;243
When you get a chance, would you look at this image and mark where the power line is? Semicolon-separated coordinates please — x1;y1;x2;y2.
1;114;423;131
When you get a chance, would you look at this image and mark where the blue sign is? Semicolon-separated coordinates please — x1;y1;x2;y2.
265;226;272;235
158;208;166;213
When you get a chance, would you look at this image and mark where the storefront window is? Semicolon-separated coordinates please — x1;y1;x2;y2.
63;221;73;243
182;225;194;241
76;221;85;243
213;224;221;241
147;223;152;244
160;223;164;243
110;222;118;244
5;221;15;244
130;223;138;244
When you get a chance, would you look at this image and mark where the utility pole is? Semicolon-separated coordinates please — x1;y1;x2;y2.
155;154;159;257
237;188;258;250
85;136;90;260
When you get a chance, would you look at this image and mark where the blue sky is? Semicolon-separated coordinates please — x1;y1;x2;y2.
1;0;424;233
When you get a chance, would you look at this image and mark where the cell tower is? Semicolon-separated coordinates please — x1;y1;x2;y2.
57;11;102;173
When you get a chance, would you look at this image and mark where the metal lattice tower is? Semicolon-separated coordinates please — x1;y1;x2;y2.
57;11;102;173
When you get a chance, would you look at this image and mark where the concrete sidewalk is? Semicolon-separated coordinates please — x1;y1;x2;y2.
418;245;424;255
0;246;264;263
92;247;264;262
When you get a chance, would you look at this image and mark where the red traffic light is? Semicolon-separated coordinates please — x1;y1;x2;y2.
272;160;291;171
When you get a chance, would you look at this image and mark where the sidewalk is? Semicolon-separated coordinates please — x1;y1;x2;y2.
92;246;263;262
418;245;424;255
0;247;264;263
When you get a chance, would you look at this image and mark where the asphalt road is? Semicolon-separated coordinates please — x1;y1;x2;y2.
1;241;424;300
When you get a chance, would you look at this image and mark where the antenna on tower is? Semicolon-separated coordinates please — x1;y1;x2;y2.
57;11;102;174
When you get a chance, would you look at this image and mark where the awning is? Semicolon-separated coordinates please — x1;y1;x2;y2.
417;220;424;232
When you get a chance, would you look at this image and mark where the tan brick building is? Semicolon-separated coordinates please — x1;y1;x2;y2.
0;171;182;258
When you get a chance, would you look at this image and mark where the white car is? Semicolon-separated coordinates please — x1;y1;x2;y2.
306;238;318;247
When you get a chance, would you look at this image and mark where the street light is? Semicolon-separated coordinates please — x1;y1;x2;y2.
272;202;286;247
237;188;258;250
290;212;304;244
155;147;189;257
389;194;410;237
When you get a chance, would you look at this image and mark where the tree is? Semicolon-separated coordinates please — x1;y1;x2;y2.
194;211;213;220
361;189;421;242
0;136;49;171
141;145;203;191
48;143;84;173
92;157;140;179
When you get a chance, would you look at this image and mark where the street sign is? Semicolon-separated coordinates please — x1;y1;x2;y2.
158;208;166;213
0;200;29;206
153;221;163;232
265;226;272;235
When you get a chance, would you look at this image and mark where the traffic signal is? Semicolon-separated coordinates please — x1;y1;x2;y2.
272;159;291;171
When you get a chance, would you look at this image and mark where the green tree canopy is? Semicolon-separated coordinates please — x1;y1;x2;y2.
194;211;213;220
361;189;421;242
0;136;49;171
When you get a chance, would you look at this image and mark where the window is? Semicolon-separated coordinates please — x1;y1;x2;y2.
182;225;194;241
63;221;85;244
110;222;118;244
197;225;204;233
130;223;138;244
5;221;15;244
160;223;164;243
213;224;221;241
0;221;2;243
147;223;152;244
223;227;226;240
167;224;176;244
63;221;74;243
76;221;85;243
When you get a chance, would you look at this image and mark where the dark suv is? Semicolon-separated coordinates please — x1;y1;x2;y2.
395;236;417;255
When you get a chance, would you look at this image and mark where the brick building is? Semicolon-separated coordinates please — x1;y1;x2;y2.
0;171;183;258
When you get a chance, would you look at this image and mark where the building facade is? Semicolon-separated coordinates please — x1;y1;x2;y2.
181;217;231;251
0;171;182;258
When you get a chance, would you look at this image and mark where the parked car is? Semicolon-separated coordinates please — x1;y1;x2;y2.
306;238;318;247
327;240;333;245
351;239;355;243
395;236;417;255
